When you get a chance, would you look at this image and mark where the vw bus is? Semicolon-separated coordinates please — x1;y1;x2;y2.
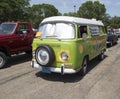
31;16;106;75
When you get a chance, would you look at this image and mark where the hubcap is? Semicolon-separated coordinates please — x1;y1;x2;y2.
40;51;48;61
37;49;49;65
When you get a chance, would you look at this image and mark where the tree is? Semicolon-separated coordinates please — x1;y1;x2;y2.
110;16;120;28
94;1;106;20
102;13;111;27
77;1;94;19
64;12;78;17
0;0;30;23
27;5;43;29
77;1;106;20
28;4;60;28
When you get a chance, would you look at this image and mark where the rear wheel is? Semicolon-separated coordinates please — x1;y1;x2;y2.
80;57;88;76
0;52;7;68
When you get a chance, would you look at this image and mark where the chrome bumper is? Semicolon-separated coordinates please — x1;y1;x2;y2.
31;60;79;75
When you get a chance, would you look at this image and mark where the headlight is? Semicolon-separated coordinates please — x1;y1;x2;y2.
61;52;68;61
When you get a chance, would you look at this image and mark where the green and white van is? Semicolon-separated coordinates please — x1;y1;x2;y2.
31;16;106;75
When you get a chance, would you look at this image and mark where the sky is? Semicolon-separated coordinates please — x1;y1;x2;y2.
30;0;120;17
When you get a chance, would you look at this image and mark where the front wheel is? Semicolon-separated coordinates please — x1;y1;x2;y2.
0;52;7;68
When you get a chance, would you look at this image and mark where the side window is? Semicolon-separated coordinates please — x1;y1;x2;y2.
90;26;99;35
78;26;88;38
17;24;29;34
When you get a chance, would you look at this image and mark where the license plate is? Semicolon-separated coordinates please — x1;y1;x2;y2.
42;67;51;74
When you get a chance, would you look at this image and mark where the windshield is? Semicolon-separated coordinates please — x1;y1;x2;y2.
38;22;75;39
0;23;16;34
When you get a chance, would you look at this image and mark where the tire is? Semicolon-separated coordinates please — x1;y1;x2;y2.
0;52;7;68
80;57;88;76
35;45;55;66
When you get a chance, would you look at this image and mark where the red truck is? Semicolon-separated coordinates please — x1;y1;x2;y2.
0;22;35;68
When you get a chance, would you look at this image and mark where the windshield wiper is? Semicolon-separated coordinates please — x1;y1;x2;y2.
46;35;58;38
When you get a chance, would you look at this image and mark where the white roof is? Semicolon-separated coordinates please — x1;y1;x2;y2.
41;16;104;26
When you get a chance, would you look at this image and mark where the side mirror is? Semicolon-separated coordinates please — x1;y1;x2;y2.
35;32;42;38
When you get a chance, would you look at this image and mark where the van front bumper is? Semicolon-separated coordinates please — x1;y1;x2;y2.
31;60;79;75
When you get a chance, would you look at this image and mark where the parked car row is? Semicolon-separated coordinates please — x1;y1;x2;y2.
115;32;120;38
0;16;119;76
114;28;120;38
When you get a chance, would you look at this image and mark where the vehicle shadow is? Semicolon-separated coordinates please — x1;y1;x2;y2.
35;55;108;83
4;53;32;68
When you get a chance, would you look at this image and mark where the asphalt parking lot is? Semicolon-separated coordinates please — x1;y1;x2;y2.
0;40;120;99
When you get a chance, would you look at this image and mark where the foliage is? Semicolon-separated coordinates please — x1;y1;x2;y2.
77;1;106;20
77;1;94;19
28;4;60;28
64;12;78;17
109;16;120;28
0;0;30;23
0;0;120;29
102;13;111;26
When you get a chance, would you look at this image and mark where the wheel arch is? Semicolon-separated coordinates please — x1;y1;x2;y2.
84;55;89;63
0;47;10;56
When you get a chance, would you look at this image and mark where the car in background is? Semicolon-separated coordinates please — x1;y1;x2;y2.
115;32;120;38
114;28;120;38
0;22;35;68
106;32;118;47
